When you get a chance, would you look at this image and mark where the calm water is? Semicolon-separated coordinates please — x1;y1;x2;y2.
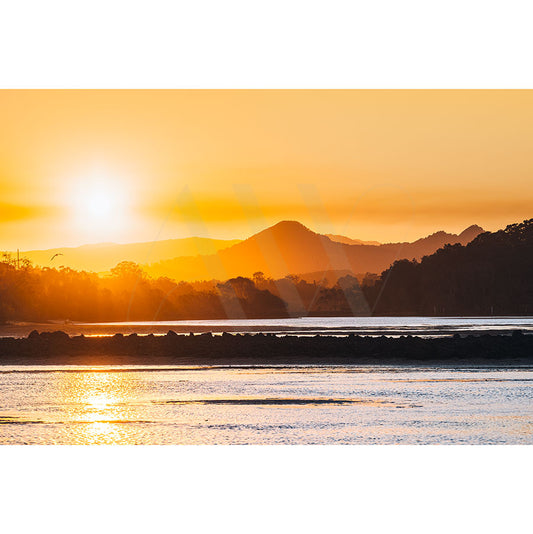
2;316;533;338
1;365;532;444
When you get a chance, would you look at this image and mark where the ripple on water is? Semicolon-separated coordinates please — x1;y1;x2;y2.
1;365;532;444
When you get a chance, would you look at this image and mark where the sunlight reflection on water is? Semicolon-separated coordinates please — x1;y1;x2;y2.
1;365;532;444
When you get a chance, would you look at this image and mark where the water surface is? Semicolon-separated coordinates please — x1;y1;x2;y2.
1;365;532;444
2;316;533;338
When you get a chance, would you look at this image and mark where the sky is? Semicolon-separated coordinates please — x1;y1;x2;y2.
1;89;532;250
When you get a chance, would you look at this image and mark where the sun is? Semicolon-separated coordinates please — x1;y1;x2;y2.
70;173;131;241
85;185;118;219
76;180;123;223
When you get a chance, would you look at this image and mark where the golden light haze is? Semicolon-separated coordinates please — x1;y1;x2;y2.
1;89;532;250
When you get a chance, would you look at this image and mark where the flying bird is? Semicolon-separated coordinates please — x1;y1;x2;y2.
50;253;64;262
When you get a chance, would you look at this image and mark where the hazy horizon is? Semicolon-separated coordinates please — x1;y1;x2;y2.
2;90;533;250
13;217;484;252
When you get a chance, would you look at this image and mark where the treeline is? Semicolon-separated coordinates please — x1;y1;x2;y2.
362;219;533;315
0;259;288;322
0;256;368;322
252;272;369;316
2;218;531;322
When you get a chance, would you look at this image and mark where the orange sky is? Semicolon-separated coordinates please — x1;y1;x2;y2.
1;89;532;250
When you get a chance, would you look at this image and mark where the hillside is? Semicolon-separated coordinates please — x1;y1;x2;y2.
146;221;484;281
325;234;381;246
363;219;533;315
378;225;484;259
15;237;241;273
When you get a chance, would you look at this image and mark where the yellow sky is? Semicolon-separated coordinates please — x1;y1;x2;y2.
1;90;532;250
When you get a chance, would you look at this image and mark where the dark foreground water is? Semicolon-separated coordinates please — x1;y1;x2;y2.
1;365;532;444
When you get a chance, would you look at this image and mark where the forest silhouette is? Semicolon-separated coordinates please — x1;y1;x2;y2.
363;219;533;316
1;218;531;322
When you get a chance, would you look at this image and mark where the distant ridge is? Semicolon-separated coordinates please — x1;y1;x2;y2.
378;226;485;260
459;224;485;242
14;220;484;280
326;234;381;246
146;221;484;281
364;219;532;316
17;237;241;273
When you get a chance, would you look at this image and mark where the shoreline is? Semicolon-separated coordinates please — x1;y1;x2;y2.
1;364;533;372
1;317;533;341
0;330;532;367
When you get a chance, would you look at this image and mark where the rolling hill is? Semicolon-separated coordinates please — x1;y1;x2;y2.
16;237;241;273
146;221;484;281
325;234;381;246
13;221;484;281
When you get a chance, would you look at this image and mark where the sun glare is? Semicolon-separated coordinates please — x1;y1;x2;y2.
86;187;116;219
70;173;131;241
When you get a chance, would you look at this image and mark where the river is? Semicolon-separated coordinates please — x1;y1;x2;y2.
1;365;532;444
2;316;533;338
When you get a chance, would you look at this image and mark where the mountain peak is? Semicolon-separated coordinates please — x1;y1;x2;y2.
250;220;317;242
269;220;313;232
459;224;484;241
139;219;493;282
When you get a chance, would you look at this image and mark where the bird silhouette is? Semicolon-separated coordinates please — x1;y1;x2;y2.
50;253;64;262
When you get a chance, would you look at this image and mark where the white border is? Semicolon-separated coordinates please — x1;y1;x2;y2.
1;445;531;533
1;1;533;88
1;1;531;532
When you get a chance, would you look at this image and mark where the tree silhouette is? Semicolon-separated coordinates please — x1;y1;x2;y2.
362;219;533;316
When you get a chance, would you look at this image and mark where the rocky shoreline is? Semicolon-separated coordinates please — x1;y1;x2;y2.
0;330;532;366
